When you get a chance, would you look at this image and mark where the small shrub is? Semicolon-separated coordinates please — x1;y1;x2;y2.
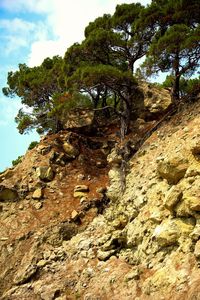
12;155;23;166
28;141;39;150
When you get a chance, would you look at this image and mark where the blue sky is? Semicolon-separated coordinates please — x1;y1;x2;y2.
0;0;151;172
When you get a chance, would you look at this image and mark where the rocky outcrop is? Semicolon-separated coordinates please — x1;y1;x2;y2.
2;99;200;299
142;82;172;114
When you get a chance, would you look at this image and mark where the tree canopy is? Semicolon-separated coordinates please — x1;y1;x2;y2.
2;0;200;137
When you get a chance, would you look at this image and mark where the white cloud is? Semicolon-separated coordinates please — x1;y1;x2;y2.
0;96;21;126
28;40;67;66
0;18;50;55
1;0;152;65
0;0;54;13
27;0;151;66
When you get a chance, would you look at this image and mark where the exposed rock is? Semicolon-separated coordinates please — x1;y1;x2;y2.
97;249;116;261
36;166;54;181
107;149;122;167
194;240;200;258
142;82;172;113
0;168;14;182
157;155;189;184
71;210;79;221
33;201;43;210
191;140;200;156
164;185;183;210
73;185;89;198
174;200;191;217
37;144;51;155
3;95;200;299
32;188;43;200
106;168;122;201
153;218;194;248
63;142;79;159
74;185;89;192
0;186;18;201
64;110;94;129
186;196;200;211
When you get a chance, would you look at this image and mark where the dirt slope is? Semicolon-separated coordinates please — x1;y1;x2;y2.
1;100;200;299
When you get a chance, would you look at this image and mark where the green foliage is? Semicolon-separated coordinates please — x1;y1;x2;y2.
12;155;23;167
48;92;93;127
142;0;200;101
162;75;200;100
28;141;39;150
3;56;65;134
2;0;200;138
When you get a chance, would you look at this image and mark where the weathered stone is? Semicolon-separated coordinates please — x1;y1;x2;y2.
36;166;54;181
157;156;189;184
125;269;140;281
73;191;87;198
185;165;200;177
194;240;200;258
74;185;89;193
71;210;79;220
106;168;122;201
175;200;191;217
37;259;47;268
37;144;51;155
142;82;172;113
63;142;79;158
97;249;116;261
0;186;18;202
187;196;200;211
153;219;194;247
191;141;200;156
190;225;200;240
14;264;37;284
64;110;94;129
0;168;14;182
33;202;43;210
32;188;43;200
164;186;183;210
107;149;122;166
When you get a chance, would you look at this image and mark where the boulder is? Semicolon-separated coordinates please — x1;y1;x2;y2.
74;185;89;192
107;149;122;167
0;186;18;202
142;82;172;114
73;185;89;198
157;156;189;184
191;141;200;156
186;196;200;211
63;142;79;159
153;218;194;247
164;186;183;210
32;188;43;200
194;240;200;258
36;166;54;181
174;200;191;217
71;210;79;221
64;110;94;129
0;168;14;183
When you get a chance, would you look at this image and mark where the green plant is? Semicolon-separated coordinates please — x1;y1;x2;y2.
12;155;23;166
28;141;39;150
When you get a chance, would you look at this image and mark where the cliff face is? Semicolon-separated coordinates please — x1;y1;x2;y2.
1;93;200;299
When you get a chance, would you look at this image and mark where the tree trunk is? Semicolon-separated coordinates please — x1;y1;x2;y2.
120;101;131;140
171;74;180;103
171;51;180;103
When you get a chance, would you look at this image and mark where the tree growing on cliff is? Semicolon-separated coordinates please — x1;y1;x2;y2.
144;24;200;102
3;56;65;134
64;3;149;137
142;0;200;102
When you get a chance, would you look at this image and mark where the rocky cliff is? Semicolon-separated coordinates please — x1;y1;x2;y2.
1;89;200;299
